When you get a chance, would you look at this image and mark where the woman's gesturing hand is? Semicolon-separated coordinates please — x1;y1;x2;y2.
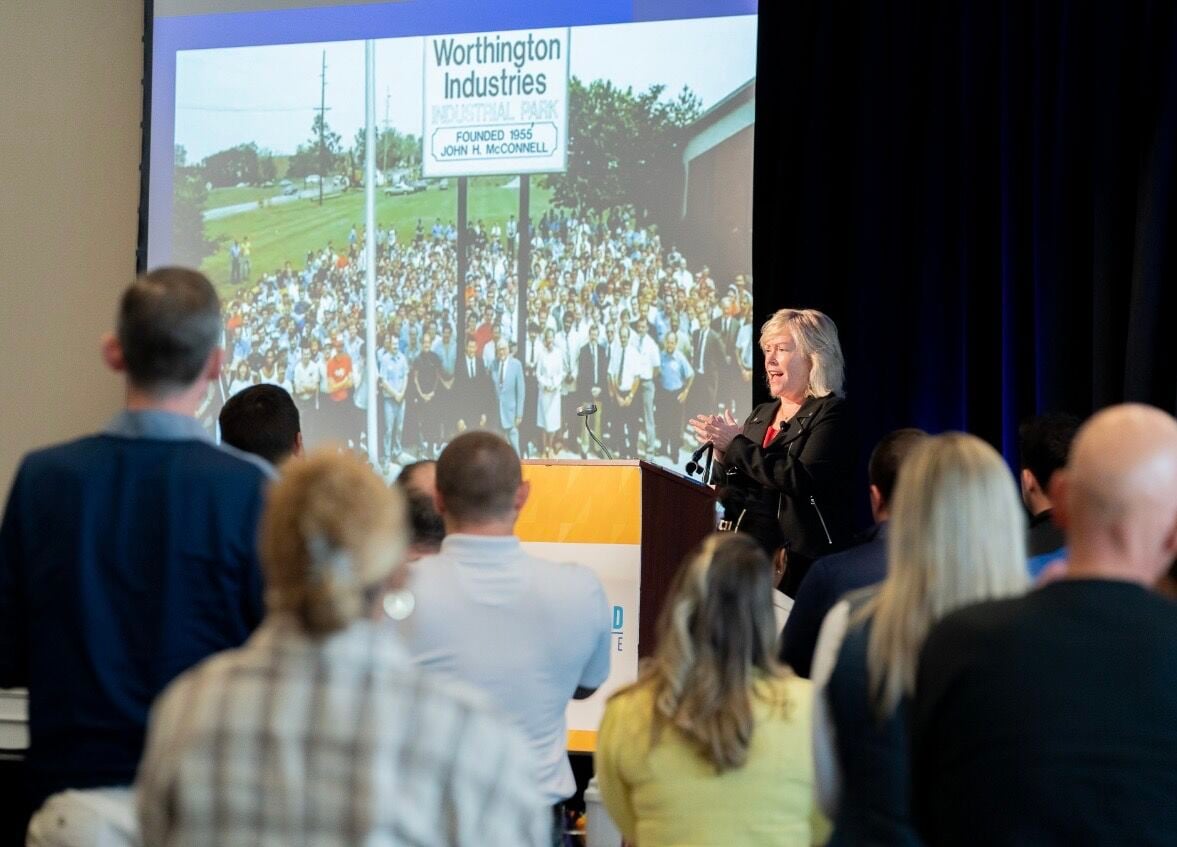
688;409;741;453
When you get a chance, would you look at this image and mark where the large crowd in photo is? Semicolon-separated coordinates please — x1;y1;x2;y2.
206;204;755;476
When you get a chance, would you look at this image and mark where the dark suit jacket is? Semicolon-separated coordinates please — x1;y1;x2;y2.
577;341;609;398
779;522;888;678
688;326;725;411
718;394;858;563
711;315;741;358
451;355;495;425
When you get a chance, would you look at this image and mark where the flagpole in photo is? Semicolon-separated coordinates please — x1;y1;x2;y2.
364;38;379;466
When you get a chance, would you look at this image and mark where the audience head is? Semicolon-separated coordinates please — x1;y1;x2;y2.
1018;412;1081;516
218;383;302;465
868;433;1028;716
1055;404;1177;584
435;432;527;532
105;267;222;398
758;308;844;399
867;428;929;521
400;490;446;559
260;449;407;636
641;533;784;772
396;460;437;500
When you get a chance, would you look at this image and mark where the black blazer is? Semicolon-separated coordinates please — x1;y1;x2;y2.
717;393;857;563
577;341;609;396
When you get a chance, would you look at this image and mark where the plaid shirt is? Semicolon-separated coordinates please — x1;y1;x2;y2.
138;616;549;846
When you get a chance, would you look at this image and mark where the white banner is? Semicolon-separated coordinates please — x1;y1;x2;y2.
422;27;570;177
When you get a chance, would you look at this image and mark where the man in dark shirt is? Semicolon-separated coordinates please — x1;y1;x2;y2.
913;404;1177;846
1018;412;1080;573
219;382;302;466
0;268;270;839
780;428;927;677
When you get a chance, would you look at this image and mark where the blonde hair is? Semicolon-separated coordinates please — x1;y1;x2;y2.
759;308;845;397
618;534;789;773
260;449;407;636
863;433;1028;717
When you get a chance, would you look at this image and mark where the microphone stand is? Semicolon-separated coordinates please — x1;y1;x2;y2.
577;403;613;459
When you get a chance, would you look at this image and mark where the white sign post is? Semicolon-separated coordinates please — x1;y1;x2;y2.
423;27;570;177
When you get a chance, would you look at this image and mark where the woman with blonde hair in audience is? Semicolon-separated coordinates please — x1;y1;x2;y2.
595;533;824;846
810;432;1028;845
137;449;548;846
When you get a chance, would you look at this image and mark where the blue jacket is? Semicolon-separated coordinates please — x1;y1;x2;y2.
0;411;269;809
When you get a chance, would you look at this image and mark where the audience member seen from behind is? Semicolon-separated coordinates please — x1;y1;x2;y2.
595;533;824;847
811;433;1028;845
138;450;549;846
395;459;437;500
781;428;928;678
397;432;611;841
1018;412;1080;575
913;405;1177;845
0;268;270;844
689;308;857;596
218;383;303;467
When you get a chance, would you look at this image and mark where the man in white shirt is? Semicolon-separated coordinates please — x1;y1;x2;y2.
609;325;643;458
632;317;661;456
398;432;611;841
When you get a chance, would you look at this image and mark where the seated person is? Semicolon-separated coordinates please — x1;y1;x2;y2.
596;533;824;847
137;450;549;845
218;382;303;466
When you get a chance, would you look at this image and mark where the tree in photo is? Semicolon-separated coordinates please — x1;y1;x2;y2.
171;145;217;267
202;142;262;187
545;79;702;219
287;113;343;180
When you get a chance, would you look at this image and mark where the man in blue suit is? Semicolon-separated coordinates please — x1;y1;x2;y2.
491;339;526;454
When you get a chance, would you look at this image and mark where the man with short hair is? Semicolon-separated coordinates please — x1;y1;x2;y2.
398;432;611;841
1018;412;1081;574
913;404;1177;845
780;428;928;677
396;459;437;500
0;268;270;842
218;383;303;466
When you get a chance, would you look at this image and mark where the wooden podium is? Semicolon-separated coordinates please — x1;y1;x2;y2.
517;458;718;657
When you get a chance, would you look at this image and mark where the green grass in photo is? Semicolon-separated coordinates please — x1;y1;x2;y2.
202;178;554;300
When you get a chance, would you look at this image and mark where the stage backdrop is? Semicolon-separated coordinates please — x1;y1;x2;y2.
752;0;1177;505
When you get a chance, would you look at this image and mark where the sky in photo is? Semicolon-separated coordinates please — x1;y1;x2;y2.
175;15;757;161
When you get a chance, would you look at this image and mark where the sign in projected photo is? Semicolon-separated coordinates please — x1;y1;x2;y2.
424;28;570;176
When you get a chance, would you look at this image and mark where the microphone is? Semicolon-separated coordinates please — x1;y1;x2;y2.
686;442;713;477
577;403;613;459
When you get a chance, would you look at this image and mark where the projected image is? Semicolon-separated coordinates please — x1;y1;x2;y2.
172;16;756;475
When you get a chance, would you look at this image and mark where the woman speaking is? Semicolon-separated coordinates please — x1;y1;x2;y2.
690;308;856;595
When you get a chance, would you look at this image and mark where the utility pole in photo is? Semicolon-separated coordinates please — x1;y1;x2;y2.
318;49;327;207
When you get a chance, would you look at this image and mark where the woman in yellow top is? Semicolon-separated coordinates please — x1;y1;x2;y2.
595;533;824;846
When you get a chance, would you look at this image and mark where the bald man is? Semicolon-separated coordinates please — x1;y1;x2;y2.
911;404;1177;845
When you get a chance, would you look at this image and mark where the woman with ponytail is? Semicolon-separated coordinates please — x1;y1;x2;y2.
137;450;549;846
594;533;824;846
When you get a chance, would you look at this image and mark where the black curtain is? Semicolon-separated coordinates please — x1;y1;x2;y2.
752;1;1177;477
